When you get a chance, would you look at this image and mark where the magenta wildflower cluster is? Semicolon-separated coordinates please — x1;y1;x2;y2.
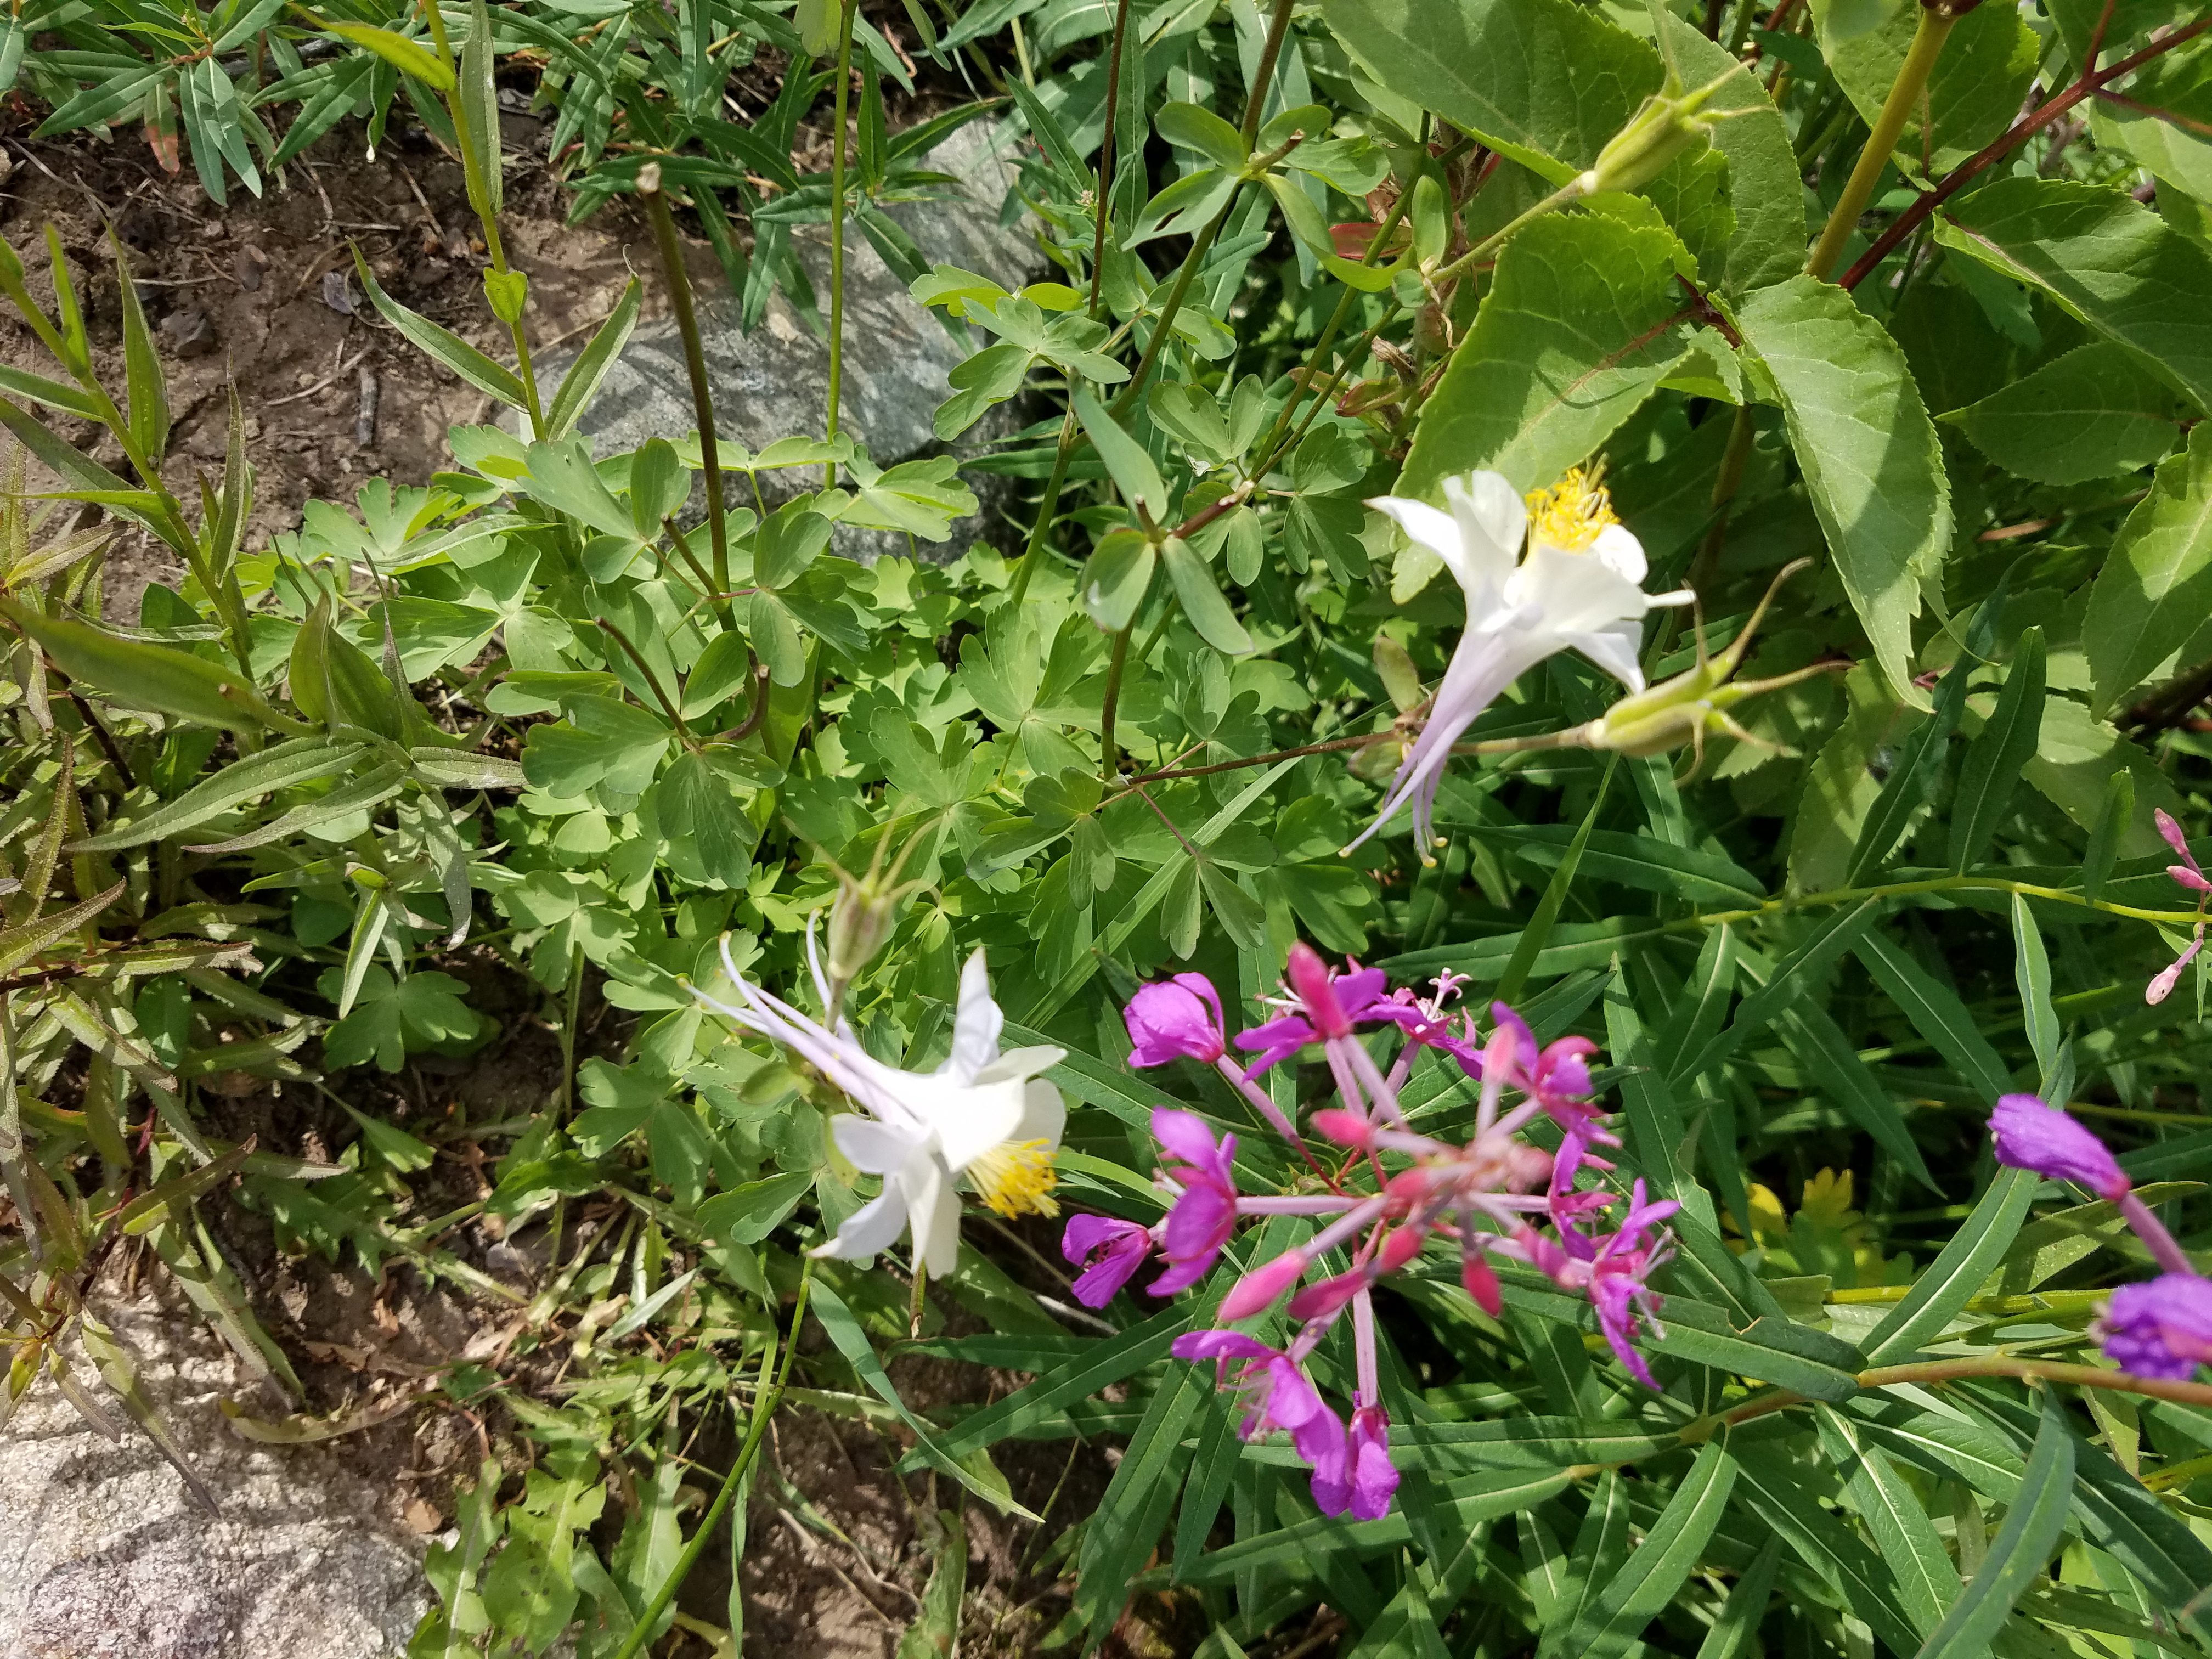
2149;808;2210;1005
1061;942;1680;1522
1989;1093;2212;1380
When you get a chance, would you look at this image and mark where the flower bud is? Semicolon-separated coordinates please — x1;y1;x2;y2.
1582;74;1725;198
1221;1250;1308;1321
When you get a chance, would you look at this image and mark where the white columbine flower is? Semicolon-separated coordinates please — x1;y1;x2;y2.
694;934;1065;1277
1346;467;1692;861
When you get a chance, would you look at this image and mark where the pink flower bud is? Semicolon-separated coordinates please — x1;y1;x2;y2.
1221;1249;1308;1321
1460;1250;1502;1316
1310;1108;1372;1149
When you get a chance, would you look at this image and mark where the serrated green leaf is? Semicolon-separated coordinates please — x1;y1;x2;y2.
1736;275;1949;707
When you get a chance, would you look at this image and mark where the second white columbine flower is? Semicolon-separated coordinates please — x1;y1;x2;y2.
696;936;1065;1277
1346;466;1692;861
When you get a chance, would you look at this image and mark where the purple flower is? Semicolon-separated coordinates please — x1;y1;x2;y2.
1125;975;1227;1066
1235;944;1392;1075
1490;1002;1608;1137
1347;1406;1400;1521
1989;1093;2130;1200
1523;1179;1679;1389
1062;1214;1153;1307
1150;1108;1239;1295
2101;1273;2212;1381
1173;1330;1348;1510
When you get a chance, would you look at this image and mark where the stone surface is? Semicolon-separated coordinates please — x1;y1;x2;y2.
0;1296;427;1659
549;122;1041;559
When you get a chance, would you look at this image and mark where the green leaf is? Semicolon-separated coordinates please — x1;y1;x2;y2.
1692;1536;1780;1659
1321;0;1659;185
810;1281;1036;1517
350;247;528;408
110;234;170;462
1076;1365;1203;1641
1673;900;1883;1085
1402;212;1692;501
1852;927;2012;1098
1937;178;2212;410
1158;535;1252;654
1497;758;1615;1003
1813;1405;1956;1637
1943;342;2185;486
893;1509;967;1659
1073;388;1167;517
1156;100;1249;170
1860;1166;2036;1364
1730;1438;1922;1655
1647;4;1805;293
1948;624;2045;870
1575;1435;1739;1658
458;0;502;222
2081;424;2212;720
317;22;454;91
910;1300;1193;1464
695;1171;811;1245
1844;577;2005;887
1736;275;1949;706
1774;1002;1938;1193
1649;1298;1864;1401
1913;1389;2074;1658
67;737;367;850
0;597;295;732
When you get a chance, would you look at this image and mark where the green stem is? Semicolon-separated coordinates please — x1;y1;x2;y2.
1250;178;1420;472
1086;0;1133;318
640;180;734;623
825;0;859;489
1108;0;1300;419
1860;1356;2212;1409
1430;174;1590;286
1805;5;1956;281
608;1260;815;1659
1108;194;1238;420
1098;614;1137;782
1005;413;1080;606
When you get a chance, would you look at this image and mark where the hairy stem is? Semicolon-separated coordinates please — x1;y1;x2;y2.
1807;5;1956;281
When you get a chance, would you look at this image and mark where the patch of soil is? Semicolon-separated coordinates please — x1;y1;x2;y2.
0;120;646;618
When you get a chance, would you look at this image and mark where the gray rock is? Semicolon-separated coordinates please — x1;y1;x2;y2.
0;1297;427;1659
550;122;1042;560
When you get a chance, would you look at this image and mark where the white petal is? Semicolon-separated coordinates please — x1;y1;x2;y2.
1014;1080;1066;1150
1442;472;1526;593
902;1156;962;1278
941;948;1003;1084
1587;522;1647;584
921;1076;1030;1171
814;1188;907;1261
1516;544;1652;636
832;1112;930;1175
1369;496;1460;571
1562;624;1647;692
974;1043;1065;1085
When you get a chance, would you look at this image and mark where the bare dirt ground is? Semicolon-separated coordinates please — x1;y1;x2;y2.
0;111;646;617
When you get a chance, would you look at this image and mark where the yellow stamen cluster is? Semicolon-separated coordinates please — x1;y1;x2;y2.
1525;466;1619;552
969;1138;1060;1217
